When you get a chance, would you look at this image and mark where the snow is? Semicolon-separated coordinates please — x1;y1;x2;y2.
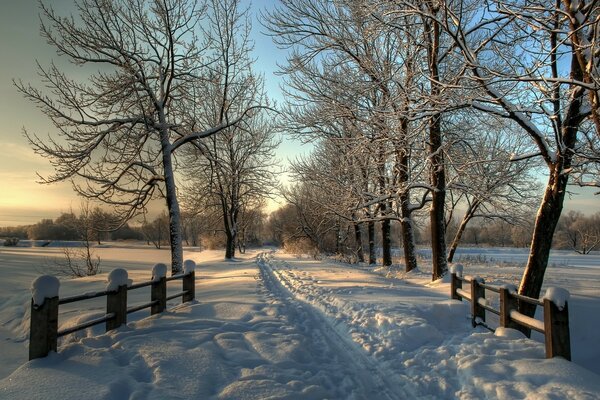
31;275;60;306
151;263;167;282
106;268;128;291
1;244;600;398
183;259;196;274
449;263;463;276
494;327;527;340
543;287;570;310
510;310;545;332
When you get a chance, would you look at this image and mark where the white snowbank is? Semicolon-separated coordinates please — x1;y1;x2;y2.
31;275;60;306
106;269;128;291
151;263;167;282
183;259;196;275
542;287;570;310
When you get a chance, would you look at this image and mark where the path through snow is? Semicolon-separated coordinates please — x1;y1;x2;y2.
1;249;599;399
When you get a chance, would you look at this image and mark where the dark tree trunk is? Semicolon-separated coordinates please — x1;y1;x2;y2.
381;215;392;266
518;165;572;323
518;35;584;326
368;220;376;265
425;10;447;281
397;140;418;272
354;221;365;263
225;231;236;259
447;203;478;263
400;213;417;272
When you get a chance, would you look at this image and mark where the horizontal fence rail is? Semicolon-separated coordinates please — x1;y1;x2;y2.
29;263;196;360
450;271;571;361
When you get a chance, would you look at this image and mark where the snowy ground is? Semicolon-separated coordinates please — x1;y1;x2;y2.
0;245;599;399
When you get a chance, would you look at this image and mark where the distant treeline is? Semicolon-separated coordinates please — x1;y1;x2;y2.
0;207;266;251
268;207;600;257
0;211;142;242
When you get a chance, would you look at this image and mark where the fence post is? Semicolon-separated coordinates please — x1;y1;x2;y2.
182;260;196;303
29;296;59;360
451;273;462;300
151;263;167;315
543;298;571;360
471;277;485;327
151;277;167;315
499;287;519;330
106;284;127;331
29;275;60;360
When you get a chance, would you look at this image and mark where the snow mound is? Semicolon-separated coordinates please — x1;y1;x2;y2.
542;287;570;310
495;327;527;340
152;263;167;282
31;275;60;306
106;269;128;291
183;259;196;274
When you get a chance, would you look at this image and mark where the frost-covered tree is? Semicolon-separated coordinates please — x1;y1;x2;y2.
182;0;278;259
403;0;600;318
445;117;540;262
16;0;261;273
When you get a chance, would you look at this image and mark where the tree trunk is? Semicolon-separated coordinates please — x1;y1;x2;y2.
225;231;236;259
447;204;478;263
381;216;392;266
368;220;376;265
353;221;365;263
425;12;447;281
159;125;183;275
518;166;569;322
400;214;417;272
397;140;418;272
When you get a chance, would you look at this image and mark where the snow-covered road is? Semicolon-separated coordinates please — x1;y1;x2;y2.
1;249;599;399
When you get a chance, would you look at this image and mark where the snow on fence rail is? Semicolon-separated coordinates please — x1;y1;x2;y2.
28;261;196;360
450;266;571;361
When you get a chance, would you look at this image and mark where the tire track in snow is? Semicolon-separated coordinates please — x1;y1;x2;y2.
256;252;412;399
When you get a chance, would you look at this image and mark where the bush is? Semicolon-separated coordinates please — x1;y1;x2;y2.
283;238;319;258
3;237;19;246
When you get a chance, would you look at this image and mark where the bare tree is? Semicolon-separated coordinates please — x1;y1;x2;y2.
401;0;600;318
182;0;278;259
16;0;261;274
445;118;540;262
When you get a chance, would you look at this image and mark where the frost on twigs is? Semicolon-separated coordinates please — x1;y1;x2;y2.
542;287;570;310
106;268;128;291
31;275;60;306
449;263;464;277
152;263;167;282
183;260;196;275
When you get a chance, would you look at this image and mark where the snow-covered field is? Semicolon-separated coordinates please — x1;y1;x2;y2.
0;245;599;399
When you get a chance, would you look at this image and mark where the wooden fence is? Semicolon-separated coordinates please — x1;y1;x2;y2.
450;272;571;360
29;267;195;360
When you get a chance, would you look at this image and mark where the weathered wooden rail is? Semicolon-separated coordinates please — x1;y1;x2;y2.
450;266;571;360
29;261;196;360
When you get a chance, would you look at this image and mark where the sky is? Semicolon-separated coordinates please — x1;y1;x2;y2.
0;0;308;226
0;0;598;227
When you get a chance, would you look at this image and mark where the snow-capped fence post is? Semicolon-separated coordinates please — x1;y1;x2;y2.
106;269;128;331
182;260;196;303
499;287;519;330
29;276;60;360
543;288;571;360
470;277;485;327
29;275;60;360
450;265;463;300
151;264;167;315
